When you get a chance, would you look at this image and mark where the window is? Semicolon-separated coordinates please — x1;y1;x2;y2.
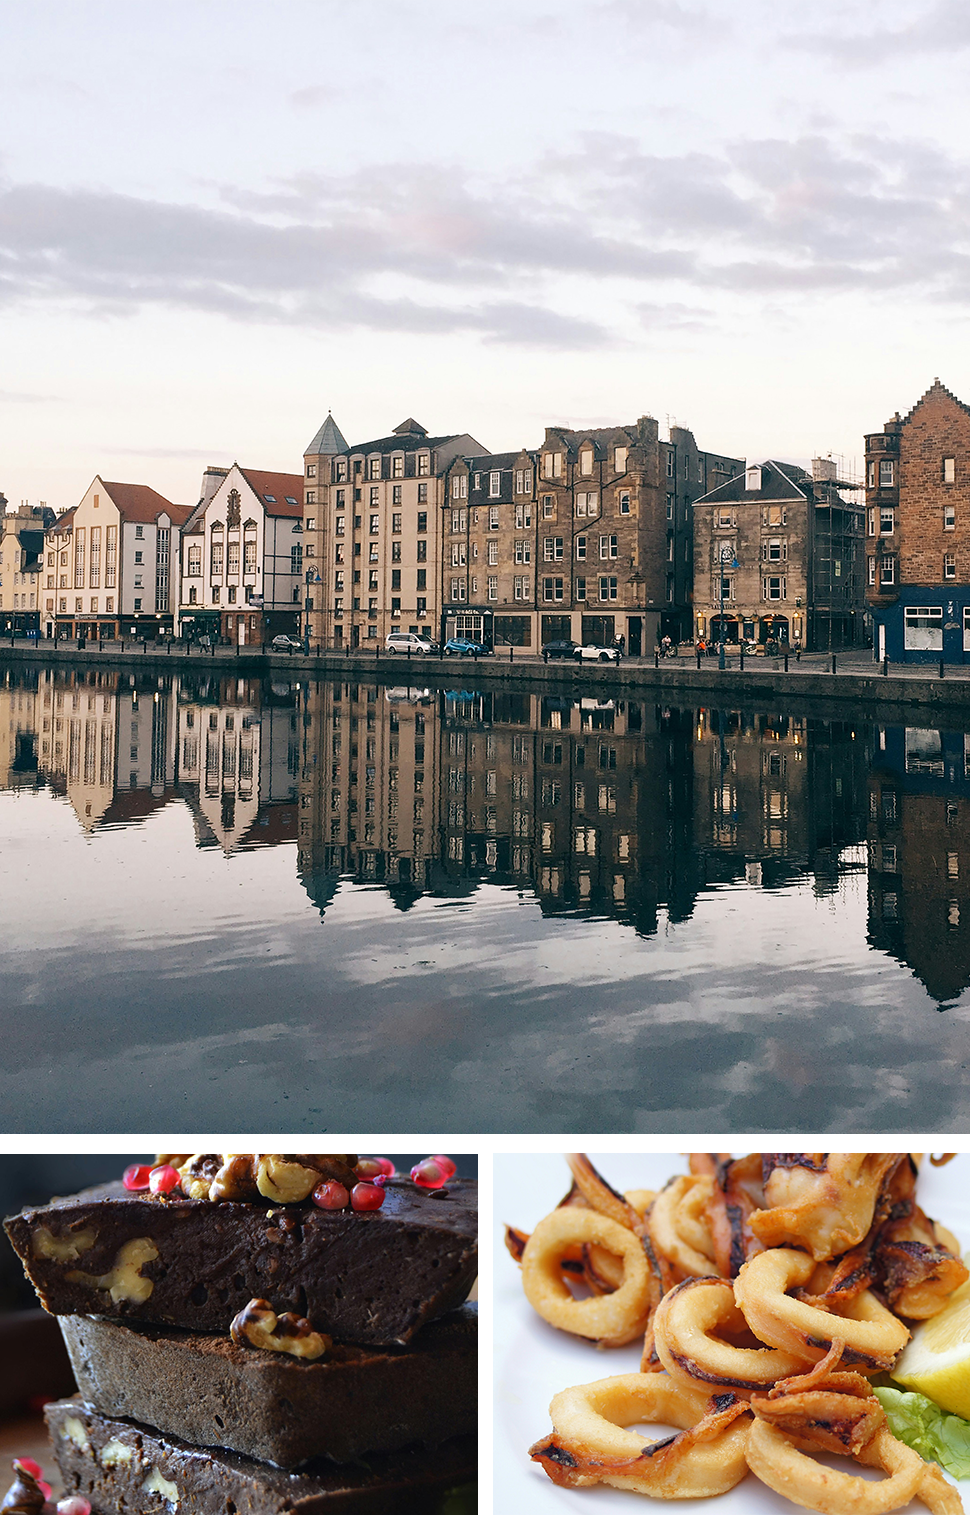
576;535;587;560
944;457;956;484
867;460;876;488
514;468;533;494
452;474;467;499
867;555;876;585
614;447;627;472
451;509;466;533
391;486;402;507
765;505;786;527
666;450;675;477
451;578;466;602
187;545;201;576
514;539;531;564
487;539;499;565
451;542;466;566
880;555;895;586
391;513;402;534
542;495;554;519
944;553;956;580
579;449;593;476
390;569;401;591
718;575;734;601
417;511;428;533
716;508;733;528
417;452;430;476
392;454;404;479
542;452;563;480
542;576;565;602
305;491;316;506
763;576;786;601
513;576;530;600
599;576;617;600
306;463;316;478
391;541;401;563
134;597;142;610
576;576;586;601
416;568;426;590
416;539;427;562
763;538;786;562
866;507;876;536
879;459;894;487
368;569;378;591
305;517;316;532
135;524;144;539
489;470;501;497
619;492;630;514
228;541;241;575
487;576;498;600
367;456;380;480
599;534;618;559
945;504;956;530
515;502;532;528
543;537;564;561
880;506;894;534
904;606;943;650
335;516;345;538
369;514;379;535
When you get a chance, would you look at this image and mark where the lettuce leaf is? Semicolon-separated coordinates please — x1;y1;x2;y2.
874;1386;970;1479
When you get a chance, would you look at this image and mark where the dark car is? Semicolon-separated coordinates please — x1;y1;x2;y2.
541;639;577;660
444;636;492;657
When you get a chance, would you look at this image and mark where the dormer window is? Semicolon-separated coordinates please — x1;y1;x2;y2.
392;454;404;478
368;456;381;480
745;464;762;492
417;452;430;476
263;494;276;503
614;447;627;473
489;470;501;497
579;450;593;477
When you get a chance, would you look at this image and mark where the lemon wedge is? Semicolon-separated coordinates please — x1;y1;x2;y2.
892;1268;970;1419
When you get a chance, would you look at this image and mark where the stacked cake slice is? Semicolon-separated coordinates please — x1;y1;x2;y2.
5;1155;477;1513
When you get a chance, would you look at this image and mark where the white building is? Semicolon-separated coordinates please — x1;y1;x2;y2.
43;478;191;640
179;464;304;645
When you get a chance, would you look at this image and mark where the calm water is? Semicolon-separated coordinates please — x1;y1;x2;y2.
1;659;969;1133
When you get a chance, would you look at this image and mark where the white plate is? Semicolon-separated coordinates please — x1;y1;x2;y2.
494;1152;970;1514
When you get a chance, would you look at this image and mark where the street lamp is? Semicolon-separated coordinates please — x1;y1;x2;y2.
304;569;322;655
717;543;737;671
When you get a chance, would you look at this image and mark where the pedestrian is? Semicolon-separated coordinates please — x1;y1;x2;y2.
613;632;625;655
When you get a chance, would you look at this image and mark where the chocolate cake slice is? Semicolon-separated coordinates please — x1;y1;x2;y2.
47;1398;475;1514
5;1176;476;1347
59;1304;476;1468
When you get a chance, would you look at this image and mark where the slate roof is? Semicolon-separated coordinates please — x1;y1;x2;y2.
304;413;350;456
100;481;192;526
695;460;810;505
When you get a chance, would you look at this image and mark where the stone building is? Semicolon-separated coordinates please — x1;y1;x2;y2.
301;416;483;651
43;479;191;641
0;502;52;635
693;459;863;651
506;420;740;654
439;449;539;649
178;464;305;645
866;380;970;663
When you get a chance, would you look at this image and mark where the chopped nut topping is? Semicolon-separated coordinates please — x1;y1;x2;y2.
230;1297;330;1360
175;1154;358;1204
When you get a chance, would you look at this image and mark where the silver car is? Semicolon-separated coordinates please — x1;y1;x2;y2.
573;643;621;663
385;632;435;655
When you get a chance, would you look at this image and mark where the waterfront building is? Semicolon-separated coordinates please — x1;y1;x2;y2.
866;380;970;663
693;459;864;651
0;502;52;635
301;416;483;651
43;479;191;641
439;449;539;650
178;463;305;645
515;420;740;654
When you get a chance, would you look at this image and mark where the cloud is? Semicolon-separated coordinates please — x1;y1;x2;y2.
2;128;970;347
289;85;340;109
786;0;970;63
0;389;61;403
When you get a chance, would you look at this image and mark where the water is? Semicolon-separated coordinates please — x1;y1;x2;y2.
1;660;969;1133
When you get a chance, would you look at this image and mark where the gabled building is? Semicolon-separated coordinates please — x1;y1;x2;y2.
302;416;484;650
693;459;863;651
866;380;970;663
440;449;539;648
43;480;191;641
178;464;305;645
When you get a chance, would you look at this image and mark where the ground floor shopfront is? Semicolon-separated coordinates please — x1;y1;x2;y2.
46;613;176;642
178;609;299;644
871;587;970;664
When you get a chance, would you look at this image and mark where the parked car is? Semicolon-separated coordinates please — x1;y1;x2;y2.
542;639;578;660
384;632;436;655
574;643;621;663
444;636;493;657
271;634;302;653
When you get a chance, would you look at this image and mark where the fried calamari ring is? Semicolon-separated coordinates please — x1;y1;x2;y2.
520;1208;654;1346
649;1176;719;1280
734;1249;910;1371
530;1373;751;1498
746;1419;923;1515
653;1276;807;1394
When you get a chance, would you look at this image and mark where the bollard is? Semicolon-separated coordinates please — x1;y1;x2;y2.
883;655;889;677
783;652;788;672
940;658;946;679
740;650;745;671
509;644;513;662
695;649;701;670
654;650;659;668
830;654;836;675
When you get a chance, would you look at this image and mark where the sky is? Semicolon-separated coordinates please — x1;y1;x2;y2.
3;0;970;511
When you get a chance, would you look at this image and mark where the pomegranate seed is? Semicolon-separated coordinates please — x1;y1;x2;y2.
411;1159;447;1189
312;1180;350;1210
122;1164;152;1191
355;1159;383;1181
148;1164;181;1195
350;1182;385;1211
58;1498;92;1515
431;1155;457;1179
373;1157;396;1176
17;1459;44;1481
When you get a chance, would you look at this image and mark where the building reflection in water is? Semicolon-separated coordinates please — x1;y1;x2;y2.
867;724;970;1004
4;663;970;1008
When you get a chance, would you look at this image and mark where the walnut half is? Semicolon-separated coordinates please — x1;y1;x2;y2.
229;1299;330;1360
